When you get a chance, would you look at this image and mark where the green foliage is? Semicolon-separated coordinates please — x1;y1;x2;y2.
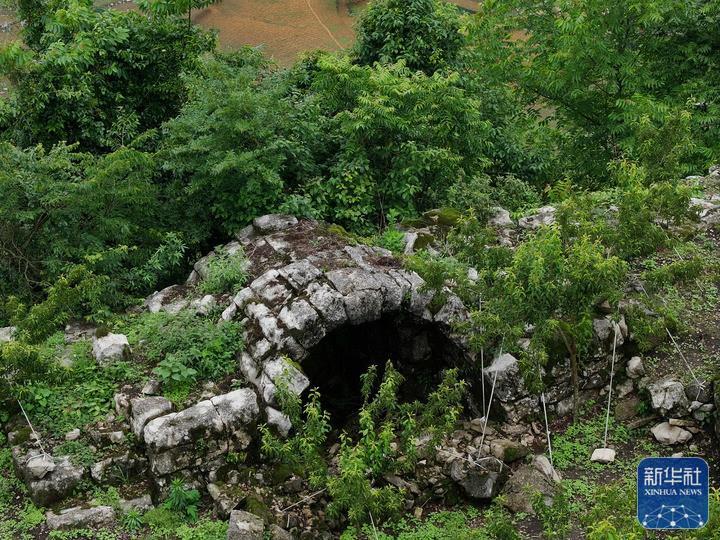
533;484;572;539
481;0;720;184
198;246;249;295
54;440;96;467
353;0;464;75
373;228;406;254
359;505;519;539
16;351;141;434
0;141;188;317
120;510;144;533
263;362;465;530
0;0;215;151
260;385;331;489
445;175;541;222
164;478;200;522
551;410;630;471
120;309;244;392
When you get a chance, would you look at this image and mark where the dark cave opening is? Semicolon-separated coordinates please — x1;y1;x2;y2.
302;313;470;427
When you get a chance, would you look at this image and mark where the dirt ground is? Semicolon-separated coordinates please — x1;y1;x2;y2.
1;1;480;65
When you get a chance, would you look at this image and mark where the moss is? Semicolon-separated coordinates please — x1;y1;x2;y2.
422;207;462;227
270;463;294;485
324;224;359;245
243;493;273;524
10;427;32;445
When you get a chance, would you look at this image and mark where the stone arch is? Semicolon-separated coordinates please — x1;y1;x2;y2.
211;215;473;418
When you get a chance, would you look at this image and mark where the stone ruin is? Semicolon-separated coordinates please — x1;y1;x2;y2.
6;206;720;535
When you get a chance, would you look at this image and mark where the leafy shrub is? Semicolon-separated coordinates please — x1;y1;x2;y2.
260;386;331;489
120;310;244;392
54;441;96;468
533;485;571;539
199;246;249;294
353;0;464;75
18;353;141;435
263;362;465;530
164;479;200;522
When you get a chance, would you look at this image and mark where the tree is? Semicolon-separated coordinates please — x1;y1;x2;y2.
0;0;215;151
481;0;720;185
138;0;220;26
353;0;464;75
476;228;627;419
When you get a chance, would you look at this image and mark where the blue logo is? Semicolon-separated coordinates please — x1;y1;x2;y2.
637;457;709;530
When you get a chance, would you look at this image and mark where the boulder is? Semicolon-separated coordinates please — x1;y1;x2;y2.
208;482;246;519
266;407;292;437
500;455;561;515
144;285;188;314
46;506;115;530
268;524;293;540
488;207;513;228
651;422;692;445
647;378;690;417
92;333;130;365
130;396;173;440
144;389;259;477
253;214;298;234
483;353;526;402
0;326;16;342
626;357;645;379
13;451;85;506
191;294;217;315
590;448;616;464
64;429;81;442
24;453;56;480
450;457;508;500
119;495;154;513
227;510;265;540
490;439;530;463
518;206;556;229
684;380;713;404
259;357;309;405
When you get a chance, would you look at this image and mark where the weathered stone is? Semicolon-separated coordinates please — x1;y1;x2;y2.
208;483;246;519
306;282;347;330
144;389;258;476
490;439;530;463
518;206;556;229
450;457;508;500
25;453;56;480
278;260;322;290
65;429;81;442
46;506;115;530
130;396;173;440
260;357;309;404
500;455;561;515
279;300;324;348
191;294;217;315
483;353;527;402
488;207;513;228
266;407;292;437
92;333;130;365
615;395;641;421
14;452;85;507
626;356;645;379
119;495;154;513
590;448;616;464
144;285;188;314
227;509;265;540
0;326;16;342
647;378;690;417
253;214;298;234
268;524;293;540
142;379;162;396
651;422;692;445
249;270;292;307
684;380;713;404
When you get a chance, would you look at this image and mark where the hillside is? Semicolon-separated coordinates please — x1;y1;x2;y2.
1;0;719;539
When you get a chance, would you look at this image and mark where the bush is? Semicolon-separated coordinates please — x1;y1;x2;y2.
353;0;464;75
199;246;249;295
262;362;465;530
120;310;244;393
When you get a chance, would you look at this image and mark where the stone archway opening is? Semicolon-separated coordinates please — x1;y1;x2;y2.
301;313;469;428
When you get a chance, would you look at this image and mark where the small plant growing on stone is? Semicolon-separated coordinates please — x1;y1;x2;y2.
121;509;144;533
199;246;249;294
262;361;465;530
164;479;200;522
260;385;331;488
